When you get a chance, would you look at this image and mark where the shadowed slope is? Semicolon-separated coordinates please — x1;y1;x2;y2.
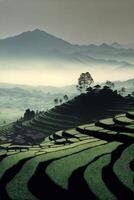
2;88;133;145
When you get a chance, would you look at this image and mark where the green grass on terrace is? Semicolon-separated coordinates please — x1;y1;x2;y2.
113;144;134;192
6;139;106;200
99;118;115;125
46;142;120;190
114;114;134;125
84;154;116;200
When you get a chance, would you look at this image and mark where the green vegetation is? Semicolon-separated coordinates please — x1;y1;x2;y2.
0;111;133;199
114;114;134;125
46;142;119;190
1;83;133;145
84;154;116;200
6;139;105;200
76;72;94;93
113;144;134;192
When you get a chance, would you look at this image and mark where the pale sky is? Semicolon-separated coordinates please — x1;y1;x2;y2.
0;0;134;44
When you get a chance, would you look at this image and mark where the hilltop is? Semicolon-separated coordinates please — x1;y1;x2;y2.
0;78;133;125
0;87;133;145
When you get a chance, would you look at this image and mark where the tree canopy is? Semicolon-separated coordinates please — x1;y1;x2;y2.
76;72;94;93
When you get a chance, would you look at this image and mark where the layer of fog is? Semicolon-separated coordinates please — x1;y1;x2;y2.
0;60;133;86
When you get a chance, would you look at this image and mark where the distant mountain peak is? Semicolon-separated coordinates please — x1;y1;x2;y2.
33;28;42;32
111;42;122;49
88;44;98;48
99;43;113;49
101;43;108;45
32;28;49;35
112;42;120;45
24;28;51;36
99;42;123;49
100;43;109;47
0;29;133;67
1;28;59;42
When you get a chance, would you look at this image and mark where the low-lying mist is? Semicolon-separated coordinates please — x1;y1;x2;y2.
0;59;133;86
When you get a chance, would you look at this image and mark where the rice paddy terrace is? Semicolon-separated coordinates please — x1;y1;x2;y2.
0;89;133;145
0;111;134;200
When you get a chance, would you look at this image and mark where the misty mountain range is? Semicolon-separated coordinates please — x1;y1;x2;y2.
0;29;134;68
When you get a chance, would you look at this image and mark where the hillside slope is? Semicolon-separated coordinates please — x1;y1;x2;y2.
0;111;133;200
0;88;133;145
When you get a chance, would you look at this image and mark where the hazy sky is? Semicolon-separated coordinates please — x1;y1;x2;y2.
0;0;134;45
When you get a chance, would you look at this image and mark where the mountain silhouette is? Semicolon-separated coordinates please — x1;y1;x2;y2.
0;29;134;68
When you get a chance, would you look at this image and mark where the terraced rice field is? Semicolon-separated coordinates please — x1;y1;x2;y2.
0;94;133;145
1;106;82;144
0;108;80;144
0;111;134;200
0;123;14;143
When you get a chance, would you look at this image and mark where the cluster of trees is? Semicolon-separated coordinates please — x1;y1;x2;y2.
22;73;134;119
76;72;134;98
105;81;126;96
24;109;35;120
54;95;69;106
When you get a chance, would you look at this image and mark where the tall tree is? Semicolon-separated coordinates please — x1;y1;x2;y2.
76;72;94;93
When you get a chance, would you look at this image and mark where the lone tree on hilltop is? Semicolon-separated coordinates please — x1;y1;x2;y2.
76;72;94;93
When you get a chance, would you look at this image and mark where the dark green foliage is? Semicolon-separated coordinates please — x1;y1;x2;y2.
94;84;101;89
54;98;59;105
76;72;94;93
63;95;69;102
86;86;93;92
24;109;35;120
